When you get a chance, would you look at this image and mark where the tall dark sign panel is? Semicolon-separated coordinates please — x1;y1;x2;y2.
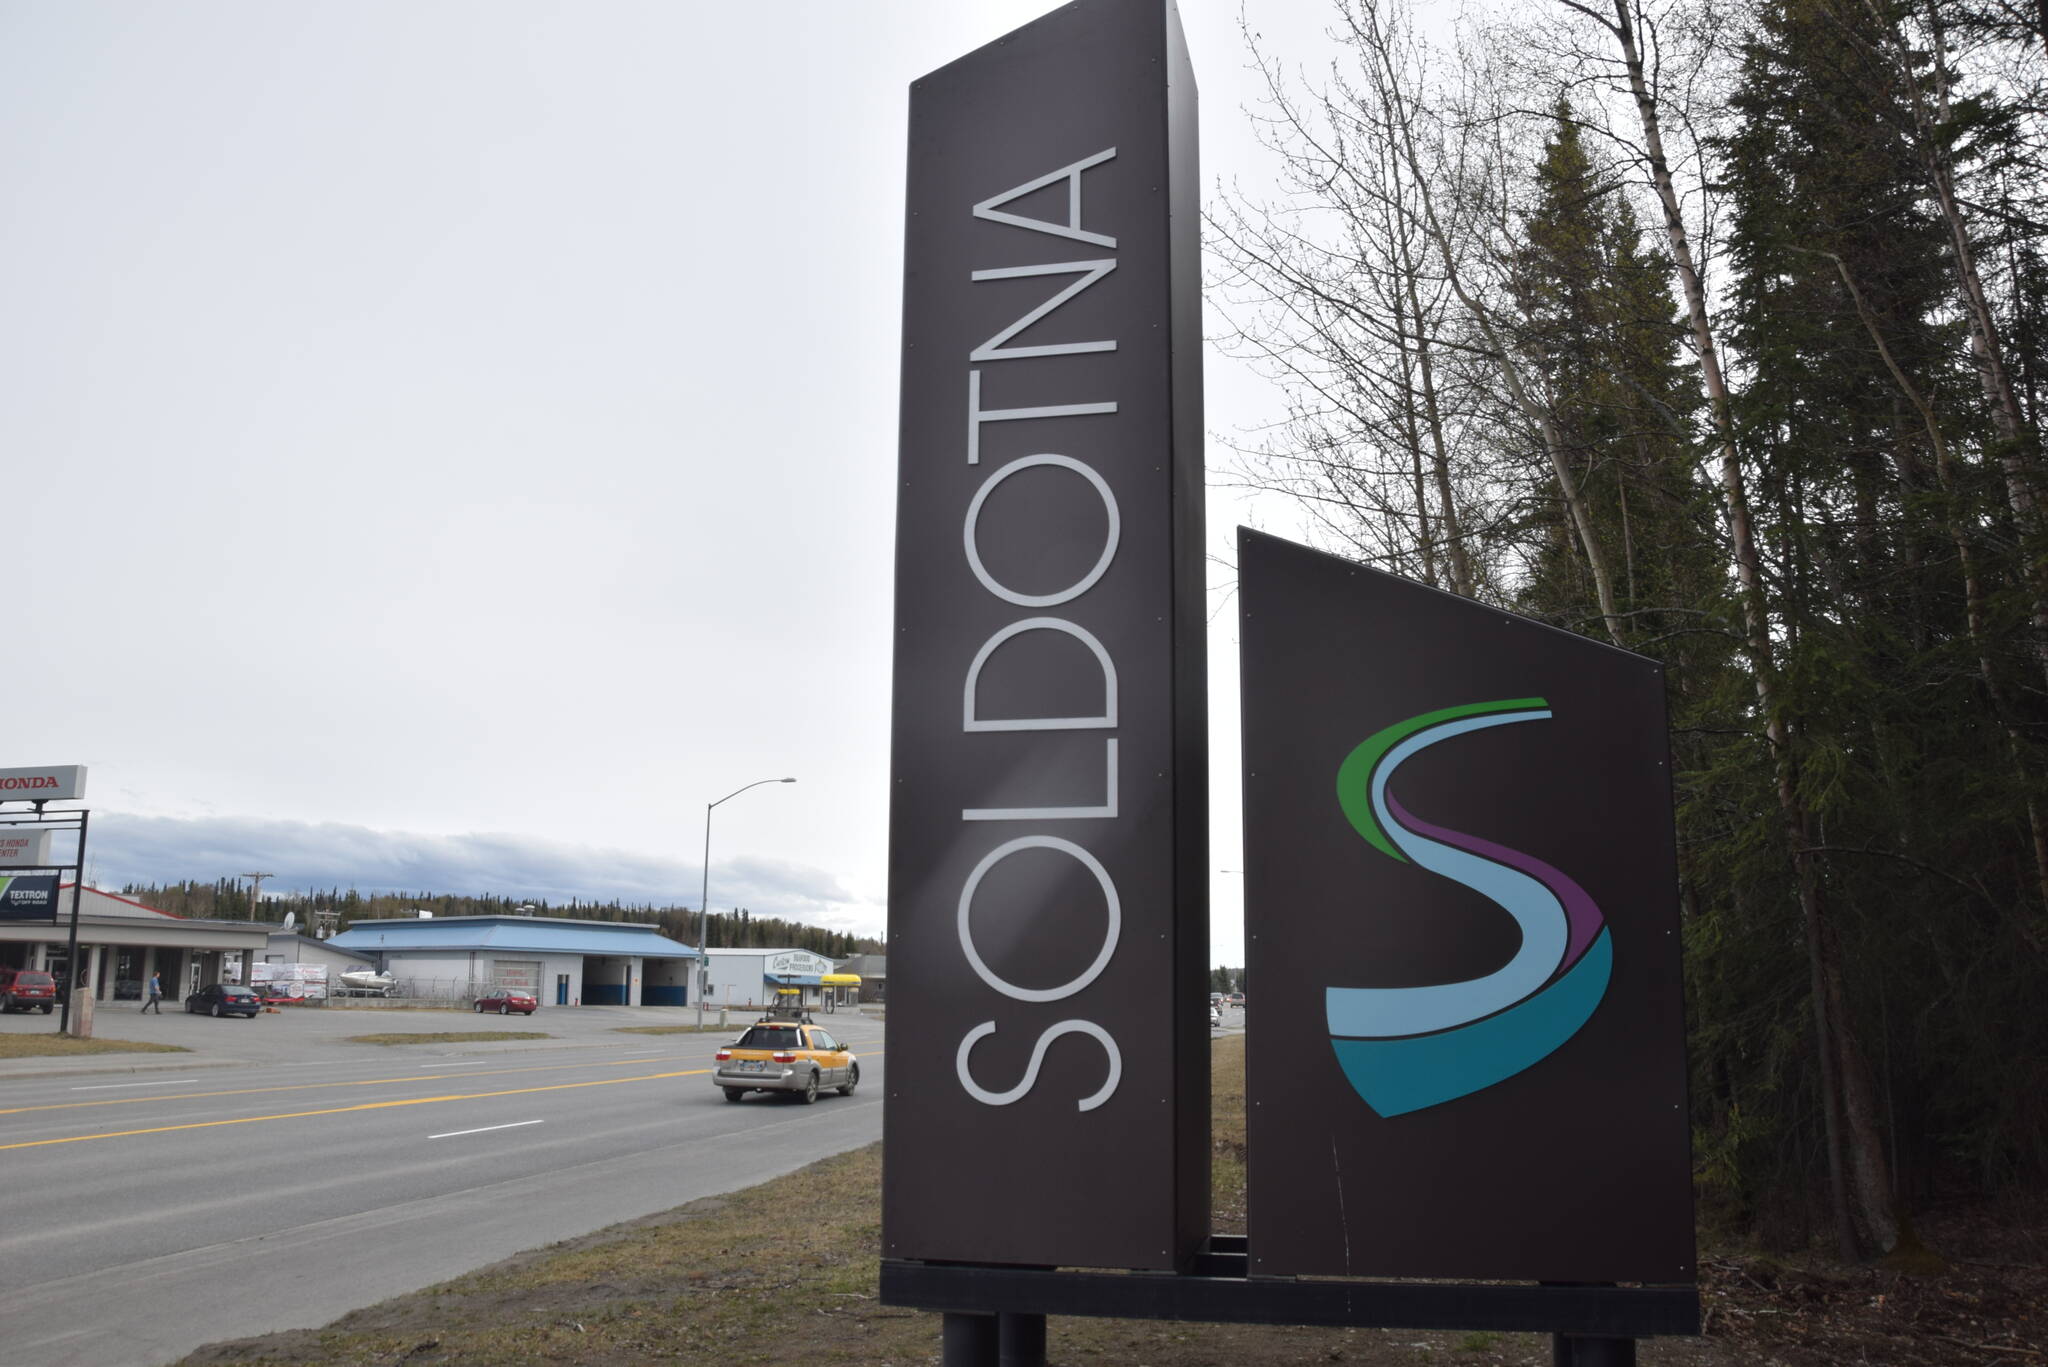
1241;530;1694;1283
885;0;1208;1271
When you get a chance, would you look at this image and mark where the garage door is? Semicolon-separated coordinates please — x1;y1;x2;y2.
493;960;541;995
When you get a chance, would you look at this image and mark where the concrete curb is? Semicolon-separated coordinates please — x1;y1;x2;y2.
0;1055;244;1084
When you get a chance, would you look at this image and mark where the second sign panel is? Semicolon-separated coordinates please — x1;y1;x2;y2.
1241;529;1694;1284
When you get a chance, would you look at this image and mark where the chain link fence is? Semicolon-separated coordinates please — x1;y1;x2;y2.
324;975;497;1008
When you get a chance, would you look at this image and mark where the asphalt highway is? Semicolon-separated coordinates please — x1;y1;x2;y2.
0;1005;884;1367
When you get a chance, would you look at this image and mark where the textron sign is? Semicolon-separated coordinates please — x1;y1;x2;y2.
1240;531;1694;1284
885;0;1208;1270
0;875;60;922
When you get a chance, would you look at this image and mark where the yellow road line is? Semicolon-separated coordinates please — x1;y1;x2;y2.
4;1045;883;1119
0;1068;713;1151
0;1054;716;1117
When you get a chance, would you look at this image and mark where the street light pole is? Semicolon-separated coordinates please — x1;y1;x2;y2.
696;776;795;1027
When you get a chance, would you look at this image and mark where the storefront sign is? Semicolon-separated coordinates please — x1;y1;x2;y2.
0;766;87;802
1240;530;1694;1283
765;950;831;975
0;875;61;922
884;0;1208;1272
0;830;54;868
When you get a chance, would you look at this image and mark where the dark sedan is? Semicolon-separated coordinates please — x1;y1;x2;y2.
185;984;262;1018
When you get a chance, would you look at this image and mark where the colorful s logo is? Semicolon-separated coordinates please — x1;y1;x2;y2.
1328;699;1611;1116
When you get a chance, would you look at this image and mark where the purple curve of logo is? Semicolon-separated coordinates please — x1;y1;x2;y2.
1383;792;1605;972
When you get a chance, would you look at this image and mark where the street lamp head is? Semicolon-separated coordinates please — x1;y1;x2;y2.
779;777;796;783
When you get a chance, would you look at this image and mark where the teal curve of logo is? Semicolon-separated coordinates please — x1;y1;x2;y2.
1328;698;1611;1116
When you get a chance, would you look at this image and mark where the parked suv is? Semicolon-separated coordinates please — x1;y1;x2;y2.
0;967;59;1014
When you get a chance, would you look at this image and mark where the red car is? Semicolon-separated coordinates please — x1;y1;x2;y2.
473;988;538;1016
0;967;59;1014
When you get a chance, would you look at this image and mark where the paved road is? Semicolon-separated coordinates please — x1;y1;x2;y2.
0;1004;883;1367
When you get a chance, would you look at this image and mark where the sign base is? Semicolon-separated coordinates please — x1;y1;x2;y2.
883;1241;1698;1338
67;990;94;1040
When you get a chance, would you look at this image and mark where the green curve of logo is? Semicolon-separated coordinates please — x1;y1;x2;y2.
1333;698;1549;861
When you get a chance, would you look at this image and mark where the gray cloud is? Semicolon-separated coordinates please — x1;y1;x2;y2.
80;813;873;931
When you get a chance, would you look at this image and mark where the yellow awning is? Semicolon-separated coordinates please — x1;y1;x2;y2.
820;973;862;985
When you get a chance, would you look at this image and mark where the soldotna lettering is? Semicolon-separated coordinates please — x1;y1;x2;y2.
953;155;1128;1110
962;617;1117;733
968;260;1117;363
971;147;1117;247
955;1020;1123;1112
962;740;1118;823
962;454;1120;608
956;835;1121;1003
966;370;1116;466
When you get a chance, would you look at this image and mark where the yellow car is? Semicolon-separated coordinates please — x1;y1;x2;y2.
713;1020;858;1104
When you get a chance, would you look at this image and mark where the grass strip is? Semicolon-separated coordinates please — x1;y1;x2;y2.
0;1034;189;1058
344;1031;551;1046
610;1025;737;1036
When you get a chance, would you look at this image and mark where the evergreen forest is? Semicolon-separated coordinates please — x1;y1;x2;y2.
117;878;880;962
1209;0;2048;1260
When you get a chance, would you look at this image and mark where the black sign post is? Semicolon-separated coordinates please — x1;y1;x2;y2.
0;804;90;1034
884;0;1208;1292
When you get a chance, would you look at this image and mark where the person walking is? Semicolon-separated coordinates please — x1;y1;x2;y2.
141;971;163;1013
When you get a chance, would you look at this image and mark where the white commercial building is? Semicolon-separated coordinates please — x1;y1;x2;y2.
0;885;269;1003
328;914;699;1007
700;947;861;1012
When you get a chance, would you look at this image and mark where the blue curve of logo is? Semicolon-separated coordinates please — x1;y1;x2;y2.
1327;700;1611;1116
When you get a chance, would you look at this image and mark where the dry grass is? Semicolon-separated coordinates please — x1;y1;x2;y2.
343;1031;552;1046
609;1025;737;1036
0;1032;189;1058
1212;1033;1246;1235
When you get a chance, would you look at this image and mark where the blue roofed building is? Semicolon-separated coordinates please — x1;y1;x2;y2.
327;914;700;1007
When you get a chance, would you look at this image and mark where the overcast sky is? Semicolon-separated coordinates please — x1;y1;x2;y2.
5;1;1374;961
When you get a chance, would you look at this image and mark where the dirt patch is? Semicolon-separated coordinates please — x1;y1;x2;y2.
1692;1199;2048;1365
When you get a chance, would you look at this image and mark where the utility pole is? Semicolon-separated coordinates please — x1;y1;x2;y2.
242;871;273;921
